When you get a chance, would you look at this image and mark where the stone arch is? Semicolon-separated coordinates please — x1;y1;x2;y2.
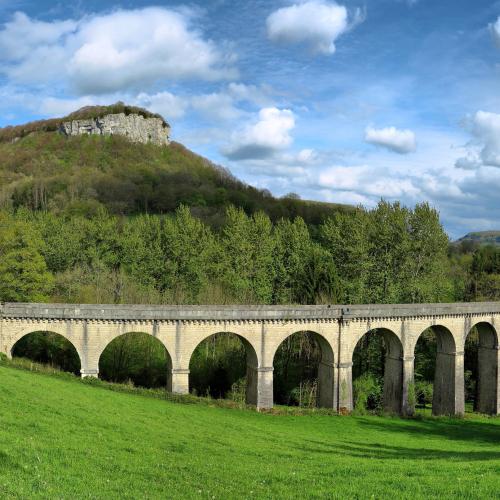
10;329;82;375
414;325;459;416
98;331;173;390
271;330;335;408
352;328;404;414
187;331;259;405
467;322;499;415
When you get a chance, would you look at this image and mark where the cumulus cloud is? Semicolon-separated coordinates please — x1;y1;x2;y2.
490;17;500;48
223;107;295;160
135;92;188;121
227;83;274;107
190;92;242;122
364;126;417;154
318;165;419;198
39;96;99;117
0;12;76;60
0;8;237;94
266;1;361;55
137;84;275;125
456;111;500;169
455;153;482;171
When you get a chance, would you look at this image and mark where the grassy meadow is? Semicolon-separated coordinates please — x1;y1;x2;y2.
0;364;499;499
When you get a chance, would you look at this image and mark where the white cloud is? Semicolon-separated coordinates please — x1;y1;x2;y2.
364;126;417;154
266;1;357;55
296;148;318;164
318;165;420;198
137;84;275;125
135;92;188;121
227;83;274;107
456;111;500;169
0;12;77;83
39;96;99;116
190;92;242;122
223;107;295;160
0;12;76;61
455;153;482;171
0;8;237;94
473;111;500;167
490;17;500;48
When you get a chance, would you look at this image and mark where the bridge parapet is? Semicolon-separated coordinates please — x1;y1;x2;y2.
2;302;500;321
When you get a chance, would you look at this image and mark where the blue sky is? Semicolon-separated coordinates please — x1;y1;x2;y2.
1;0;500;238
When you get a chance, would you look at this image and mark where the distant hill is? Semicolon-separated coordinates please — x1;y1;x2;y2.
455;231;500;247
0;104;354;227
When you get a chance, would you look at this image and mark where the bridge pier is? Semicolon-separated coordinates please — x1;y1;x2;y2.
337;362;353;413
80;356;99;379
477;345;500;415
81;368;99;378
169;369;189;394
318;361;337;409
252;367;274;410
402;356;415;416
383;355;404;415
433;350;464;416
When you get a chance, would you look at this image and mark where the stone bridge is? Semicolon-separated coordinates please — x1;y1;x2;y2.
1;302;499;416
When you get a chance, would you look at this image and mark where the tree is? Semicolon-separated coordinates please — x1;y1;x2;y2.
0;213;54;301
403;202;452;302
121;215;164;290
321;209;369;304
297;244;341;304
219;207;276;303
273;217;313;304
365;201;410;303
161;205;219;303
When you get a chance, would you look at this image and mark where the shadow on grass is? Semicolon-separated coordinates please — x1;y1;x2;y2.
356;418;500;446
330;442;500;461
298;439;500;461
0;450;17;469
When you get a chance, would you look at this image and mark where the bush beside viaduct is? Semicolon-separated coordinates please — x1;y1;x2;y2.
1;302;499;416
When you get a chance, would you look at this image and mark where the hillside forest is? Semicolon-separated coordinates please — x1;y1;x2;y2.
0;124;498;412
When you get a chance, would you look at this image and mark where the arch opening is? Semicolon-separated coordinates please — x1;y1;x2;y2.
99;332;172;389
273;331;335;408
465;323;499;415
414;326;457;416
11;331;81;375
189;332;257;404
352;329;403;414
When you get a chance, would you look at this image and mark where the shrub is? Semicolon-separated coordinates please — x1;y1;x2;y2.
227;378;247;404
353;373;382;414
289;380;318;408
415;380;433;407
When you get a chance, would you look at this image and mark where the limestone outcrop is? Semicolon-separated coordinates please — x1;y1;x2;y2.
59;112;170;146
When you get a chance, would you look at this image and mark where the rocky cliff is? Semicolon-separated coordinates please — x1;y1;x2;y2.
59;112;170;146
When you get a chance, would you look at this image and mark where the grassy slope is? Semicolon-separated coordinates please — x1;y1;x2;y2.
0;131;352;225
0;366;499;499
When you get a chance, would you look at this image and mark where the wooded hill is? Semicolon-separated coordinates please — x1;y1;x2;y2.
455;231;500;247
0;106;352;228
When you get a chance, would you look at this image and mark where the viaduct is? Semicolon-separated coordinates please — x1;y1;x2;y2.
1;302;499;416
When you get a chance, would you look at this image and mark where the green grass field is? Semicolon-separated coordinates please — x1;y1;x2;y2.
0;365;499;499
